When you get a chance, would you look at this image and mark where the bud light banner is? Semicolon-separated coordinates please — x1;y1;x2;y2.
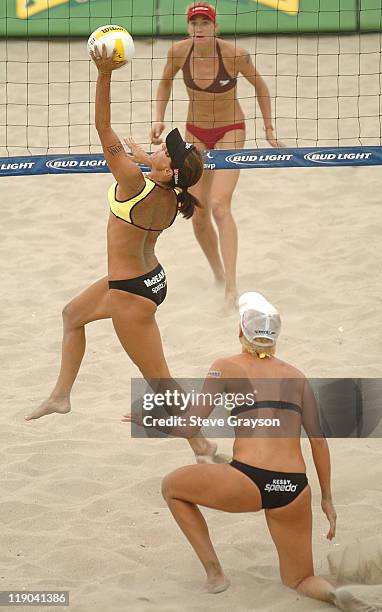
1;147;382;177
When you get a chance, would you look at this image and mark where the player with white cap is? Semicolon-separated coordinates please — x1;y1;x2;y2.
239;291;281;357
154;292;378;610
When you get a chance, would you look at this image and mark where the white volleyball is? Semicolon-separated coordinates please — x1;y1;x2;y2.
87;25;135;65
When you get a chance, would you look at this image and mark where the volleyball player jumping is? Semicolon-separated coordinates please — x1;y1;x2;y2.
25;46;223;463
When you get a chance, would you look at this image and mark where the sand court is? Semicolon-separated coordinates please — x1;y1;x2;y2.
1;36;382;611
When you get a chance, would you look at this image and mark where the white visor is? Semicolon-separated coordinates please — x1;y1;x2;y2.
239;292;281;347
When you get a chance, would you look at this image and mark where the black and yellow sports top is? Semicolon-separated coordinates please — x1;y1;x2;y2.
108;176;178;232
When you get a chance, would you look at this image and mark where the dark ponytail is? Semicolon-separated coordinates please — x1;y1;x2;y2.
176;187;200;219
170;147;203;219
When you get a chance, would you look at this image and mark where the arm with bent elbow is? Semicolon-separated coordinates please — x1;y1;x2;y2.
237;50;284;147
151;82;173;144
151;47;180;144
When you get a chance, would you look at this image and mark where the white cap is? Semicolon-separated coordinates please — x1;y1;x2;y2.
239;292;281;347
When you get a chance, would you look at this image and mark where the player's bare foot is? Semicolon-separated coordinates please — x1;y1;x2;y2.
334;587;380;612
204;571;230;594
194;439;217;462
195;450;232;464
25;396;71;421
194;440;231;464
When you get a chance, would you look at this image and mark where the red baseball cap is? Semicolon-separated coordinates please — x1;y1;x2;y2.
187;4;216;22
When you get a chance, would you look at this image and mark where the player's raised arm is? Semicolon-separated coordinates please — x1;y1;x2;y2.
92;45;144;195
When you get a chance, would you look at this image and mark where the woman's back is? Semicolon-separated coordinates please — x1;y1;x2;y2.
217;353;310;472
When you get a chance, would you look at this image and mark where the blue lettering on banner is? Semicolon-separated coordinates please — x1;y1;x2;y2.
0;147;382;177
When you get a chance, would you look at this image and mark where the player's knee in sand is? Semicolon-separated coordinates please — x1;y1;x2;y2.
158;292;381;612
161;474;172;501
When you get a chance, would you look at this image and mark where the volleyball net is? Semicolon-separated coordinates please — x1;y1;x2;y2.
1;0;382;176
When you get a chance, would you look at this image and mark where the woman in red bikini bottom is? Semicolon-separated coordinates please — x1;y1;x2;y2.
151;2;283;312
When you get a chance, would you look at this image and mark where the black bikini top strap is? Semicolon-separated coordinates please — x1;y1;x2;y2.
231;401;302;417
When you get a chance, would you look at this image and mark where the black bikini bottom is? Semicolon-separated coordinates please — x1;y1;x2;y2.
230;459;308;509
108;263;167;306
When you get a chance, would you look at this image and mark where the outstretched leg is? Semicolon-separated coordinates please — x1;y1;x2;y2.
266;487;379;611
25;276;110;420
162;463;262;592
110;290;220;461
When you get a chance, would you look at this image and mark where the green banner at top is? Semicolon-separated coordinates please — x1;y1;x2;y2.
0;0;381;37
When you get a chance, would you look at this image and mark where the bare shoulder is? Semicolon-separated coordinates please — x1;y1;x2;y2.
273;357;306;380
151;182;177;206
207;354;249;378
207;357;229;378
217;38;237;58
164;183;177;200
218;38;248;59
171;38;192;59
236;46;252;66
